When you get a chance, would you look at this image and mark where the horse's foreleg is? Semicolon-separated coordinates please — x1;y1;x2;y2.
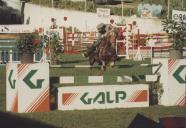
89;67;92;75
101;60;106;70
98;69;102;76
101;65;104;71
99;66;104;75
109;61;115;68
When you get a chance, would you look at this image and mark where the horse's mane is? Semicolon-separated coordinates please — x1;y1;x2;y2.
98;35;112;49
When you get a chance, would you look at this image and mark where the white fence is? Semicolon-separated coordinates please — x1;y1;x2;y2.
24;3;163;33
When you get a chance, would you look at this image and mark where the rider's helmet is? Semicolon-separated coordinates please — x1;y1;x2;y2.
97;23;106;34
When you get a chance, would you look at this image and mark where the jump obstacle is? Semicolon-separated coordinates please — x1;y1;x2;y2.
5;58;185;112
64;25;173;60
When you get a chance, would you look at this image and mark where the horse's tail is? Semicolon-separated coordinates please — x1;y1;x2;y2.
116;56;121;61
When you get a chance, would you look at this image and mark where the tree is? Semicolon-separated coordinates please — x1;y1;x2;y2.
162;19;186;50
0;0;6;6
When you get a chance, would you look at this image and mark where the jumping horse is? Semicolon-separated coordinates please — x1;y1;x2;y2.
85;35;118;75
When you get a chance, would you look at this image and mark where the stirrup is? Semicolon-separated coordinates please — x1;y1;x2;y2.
82;53;88;57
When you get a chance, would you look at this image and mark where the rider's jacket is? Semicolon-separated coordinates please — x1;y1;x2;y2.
86;23;116;55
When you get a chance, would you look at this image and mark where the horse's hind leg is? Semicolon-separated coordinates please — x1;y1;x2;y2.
89;67;93;75
101;60;106;70
98;67;104;76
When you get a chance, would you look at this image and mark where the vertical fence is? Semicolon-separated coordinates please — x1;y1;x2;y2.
64;31;98;53
0;48;43;63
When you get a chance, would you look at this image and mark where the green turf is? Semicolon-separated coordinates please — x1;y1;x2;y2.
0;65;6;111
0;55;185;128
51;54;152;76
17;106;186;128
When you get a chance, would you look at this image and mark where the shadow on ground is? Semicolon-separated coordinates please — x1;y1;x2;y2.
0;111;58;128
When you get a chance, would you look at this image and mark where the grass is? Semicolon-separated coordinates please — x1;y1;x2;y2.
0;55;185;128
18;106;185;128
0;65;6;111
51;54;152;76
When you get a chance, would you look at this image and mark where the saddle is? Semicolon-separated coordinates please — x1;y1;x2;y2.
96;37;113;59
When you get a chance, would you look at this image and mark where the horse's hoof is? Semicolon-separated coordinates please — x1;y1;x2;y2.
82;53;88;57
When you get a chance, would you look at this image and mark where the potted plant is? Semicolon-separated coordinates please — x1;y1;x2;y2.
162;19;186;59
149;82;164;105
17;32;42;63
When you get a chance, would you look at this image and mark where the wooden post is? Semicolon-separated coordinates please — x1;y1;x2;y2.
137;29;140;48
167;0;170;18
182;0;184;9
122;1;124;18
52;0;53;8
85;0;87;12
63;27;67;53
152;47;154;58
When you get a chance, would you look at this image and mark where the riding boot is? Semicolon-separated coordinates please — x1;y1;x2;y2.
83;44;97;57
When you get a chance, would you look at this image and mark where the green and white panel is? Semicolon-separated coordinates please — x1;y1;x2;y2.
153;58;169;106
18;63;50;113
6;63;18;112
58;84;149;111
88;76;103;83
60;76;74;84
58;75;132;84
117;76;132;83
153;58;186;106
168;59;186;106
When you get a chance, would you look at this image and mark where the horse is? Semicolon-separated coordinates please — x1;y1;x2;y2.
85;35;118;75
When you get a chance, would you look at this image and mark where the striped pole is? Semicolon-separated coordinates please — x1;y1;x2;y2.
50;63;161;68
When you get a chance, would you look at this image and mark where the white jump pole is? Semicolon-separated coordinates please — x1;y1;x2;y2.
9;49;12;63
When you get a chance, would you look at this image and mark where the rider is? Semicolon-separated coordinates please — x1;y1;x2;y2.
83;23;112;57
105;24;116;48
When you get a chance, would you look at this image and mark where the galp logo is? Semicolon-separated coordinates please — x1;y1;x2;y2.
62;93;79;105
23;70;44;89
62;91;127;105
80;91;126;105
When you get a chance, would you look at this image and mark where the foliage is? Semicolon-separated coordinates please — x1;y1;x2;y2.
45;32;64;64
65;26;81;32
0;5;22;24
17;33;43;54
0;0;6;6
149;82;164;105
162;19;186;50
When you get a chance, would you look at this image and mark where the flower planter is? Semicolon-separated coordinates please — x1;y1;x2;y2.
20;53;34;63
169;49;183;59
